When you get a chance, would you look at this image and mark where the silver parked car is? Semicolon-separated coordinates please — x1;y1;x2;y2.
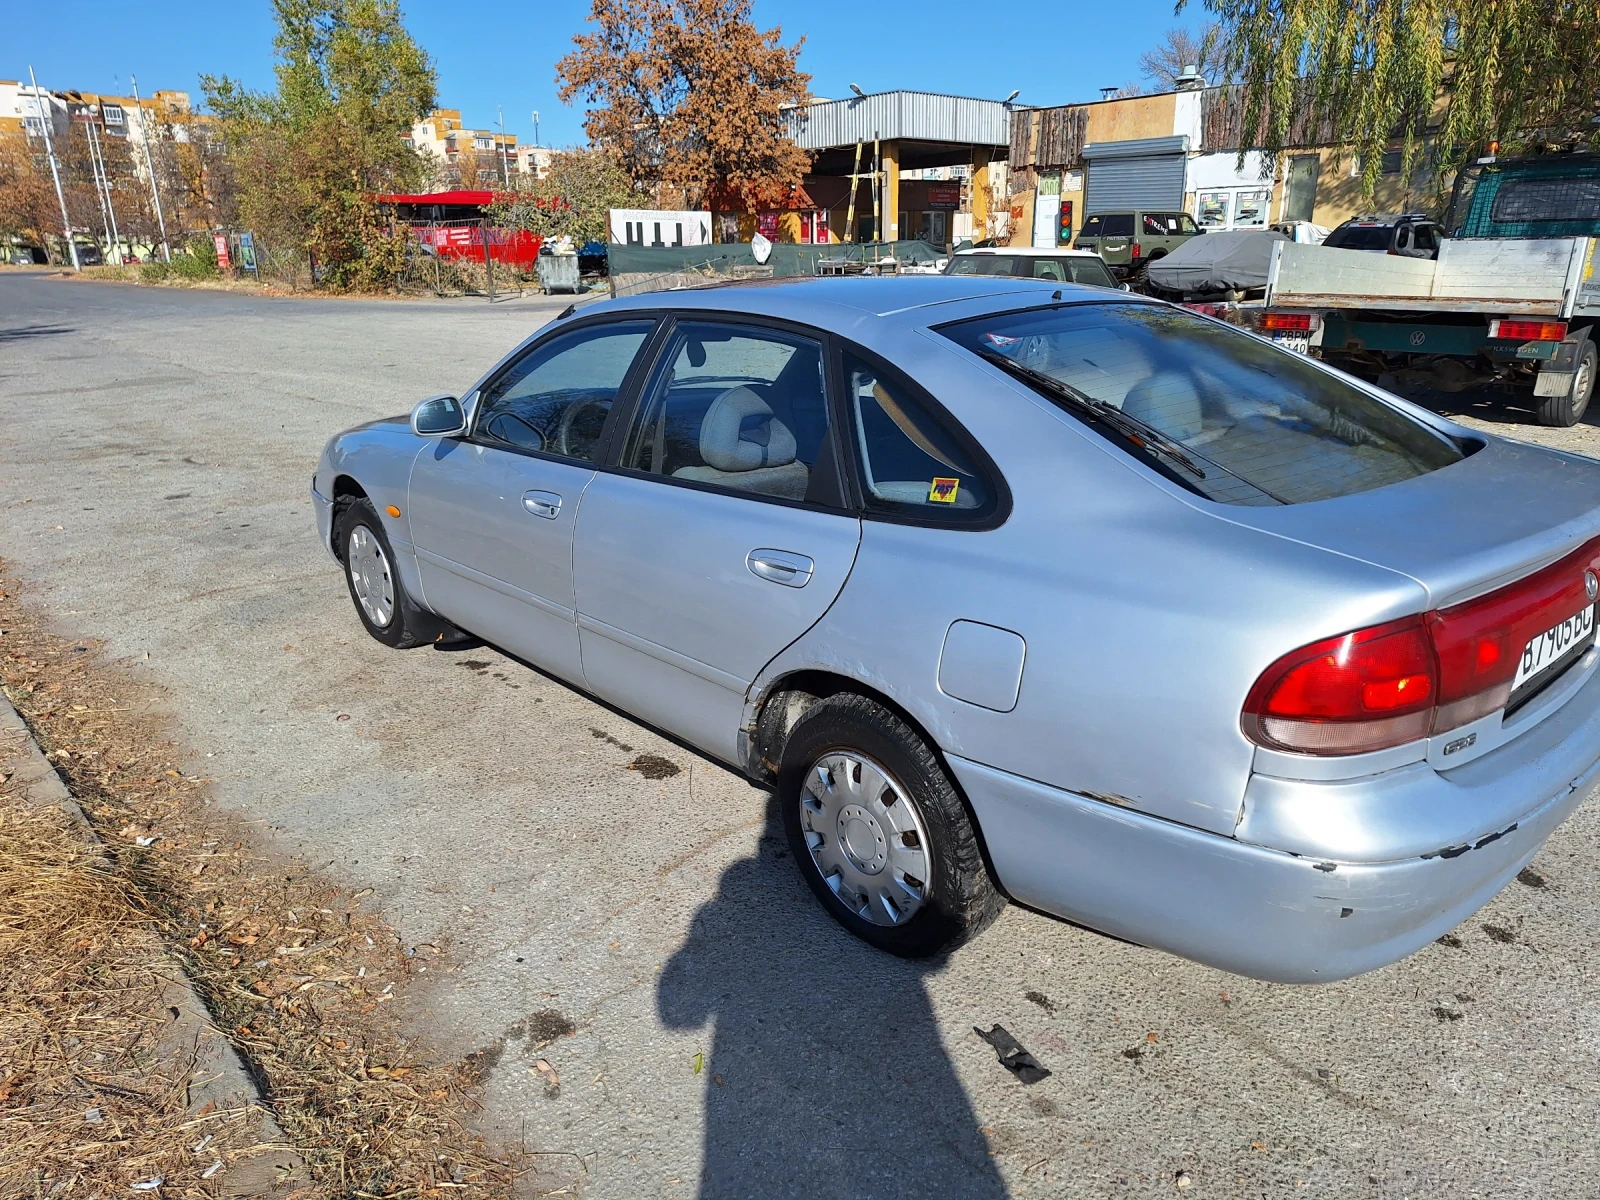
314;277;1600;982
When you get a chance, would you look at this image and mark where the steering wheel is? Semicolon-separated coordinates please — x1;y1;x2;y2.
556;396;611;458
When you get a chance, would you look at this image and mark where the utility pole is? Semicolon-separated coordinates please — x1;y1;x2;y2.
531;110;540;148
130;75;171;262
29;67;78;270
497;106;510;184
84;117;120;262
87;118;123;262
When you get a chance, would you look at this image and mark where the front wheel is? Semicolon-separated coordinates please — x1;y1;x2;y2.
1536;339;1596;427
779;692;1006;957
334;498;428;648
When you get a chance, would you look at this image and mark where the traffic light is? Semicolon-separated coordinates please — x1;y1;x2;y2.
1058;199;1074;246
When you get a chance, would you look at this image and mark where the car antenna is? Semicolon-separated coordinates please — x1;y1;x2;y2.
1052;289;1062;301
556;303;576;320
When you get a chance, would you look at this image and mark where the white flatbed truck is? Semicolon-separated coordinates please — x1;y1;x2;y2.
1261;154;1600;426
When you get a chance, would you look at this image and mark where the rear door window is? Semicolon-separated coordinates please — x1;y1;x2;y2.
1067;258;1117;287
1101;214;1135;237
938;303;1463;506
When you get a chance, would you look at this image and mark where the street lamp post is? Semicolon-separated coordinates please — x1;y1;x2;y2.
28;66;79;270
130;75;172;263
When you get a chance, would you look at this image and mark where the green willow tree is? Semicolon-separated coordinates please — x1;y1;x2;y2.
203;0;436;289
1191;0;1600;199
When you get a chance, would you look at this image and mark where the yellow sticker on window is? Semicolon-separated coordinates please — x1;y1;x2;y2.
928;477;961;504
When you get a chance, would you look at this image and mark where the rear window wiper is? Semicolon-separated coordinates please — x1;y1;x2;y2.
975;349;1208;479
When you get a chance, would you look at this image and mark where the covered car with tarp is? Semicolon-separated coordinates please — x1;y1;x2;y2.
1146;229;1290;298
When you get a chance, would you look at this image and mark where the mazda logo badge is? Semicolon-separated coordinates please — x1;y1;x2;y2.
1587;571;1598;602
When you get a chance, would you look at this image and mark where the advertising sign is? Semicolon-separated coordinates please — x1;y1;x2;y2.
239;232;258;272
926;183;961;210
608;208;712;247
213;234;231;269
756;211;780;241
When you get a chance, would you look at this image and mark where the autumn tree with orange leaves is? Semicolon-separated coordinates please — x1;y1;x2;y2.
557;0;811;212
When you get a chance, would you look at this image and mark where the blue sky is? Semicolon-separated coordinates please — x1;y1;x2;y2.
11;0;1206;147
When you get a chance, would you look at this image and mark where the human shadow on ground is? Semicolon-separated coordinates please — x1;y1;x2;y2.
658;794;1008;1200
0;324;76;343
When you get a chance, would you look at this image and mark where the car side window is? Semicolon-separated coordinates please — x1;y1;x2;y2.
1178;214;1200;234
474;321;654;461
1033;257;1069;282
1395;226;1412;251
621;321;831;503
1102;214;1135;237
1143;214;1166;236
1413;224;1437;251
1070;258;1117;287
844;352;997;522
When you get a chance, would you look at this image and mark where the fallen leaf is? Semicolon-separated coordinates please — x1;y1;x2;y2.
1251;1141;1268;1153
1147;1032;1158;1043
692;1051;704;1075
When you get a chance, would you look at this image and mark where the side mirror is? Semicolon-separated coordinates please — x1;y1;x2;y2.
1120;283;1133;292
411;394;466;438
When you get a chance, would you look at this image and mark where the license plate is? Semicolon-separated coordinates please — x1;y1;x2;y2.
1271;331;1311;355
1513;604;1597;693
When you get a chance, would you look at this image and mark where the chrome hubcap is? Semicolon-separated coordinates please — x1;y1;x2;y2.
800;751;931;927
347;525;395;628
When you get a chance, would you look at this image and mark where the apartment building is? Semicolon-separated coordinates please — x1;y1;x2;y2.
406;108;524;188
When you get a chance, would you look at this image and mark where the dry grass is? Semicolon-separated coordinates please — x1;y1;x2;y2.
0;568;541;1199
0;792;268;1197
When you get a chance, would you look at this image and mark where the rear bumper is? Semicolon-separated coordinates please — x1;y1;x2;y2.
951;740;1597;983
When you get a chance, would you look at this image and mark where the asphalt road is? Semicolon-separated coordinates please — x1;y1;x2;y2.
4;271;1600;1199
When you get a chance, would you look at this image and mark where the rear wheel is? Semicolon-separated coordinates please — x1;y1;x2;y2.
334;498;428;648
1537;339;1596;427
779;692;1006;957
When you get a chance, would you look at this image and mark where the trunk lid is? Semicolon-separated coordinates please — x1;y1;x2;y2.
1212;435;1600;608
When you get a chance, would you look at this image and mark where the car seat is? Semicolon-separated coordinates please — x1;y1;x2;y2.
672;386;810;499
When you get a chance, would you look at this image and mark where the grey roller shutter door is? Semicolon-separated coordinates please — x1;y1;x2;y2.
1083;136;1189;213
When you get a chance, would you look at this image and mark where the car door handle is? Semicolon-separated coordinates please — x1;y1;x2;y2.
521;490;562;519
747;549;814;588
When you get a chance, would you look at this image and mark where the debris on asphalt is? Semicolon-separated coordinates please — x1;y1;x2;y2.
531;1057;560;1097
692;1050;704;1075
130;1176;163;1190
973;1024;1052;1084
201;1161;224;1179
1024;989;1058;1013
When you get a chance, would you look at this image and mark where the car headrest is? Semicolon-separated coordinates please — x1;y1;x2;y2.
1121;371;1203;442
700;386;798;472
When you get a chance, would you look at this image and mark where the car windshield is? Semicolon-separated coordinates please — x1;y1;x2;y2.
939;302;1464;506
1325;225;1393;251
946;255;1117;287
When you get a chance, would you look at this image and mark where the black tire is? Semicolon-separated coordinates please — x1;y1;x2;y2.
1537;339;1596;427
333;497;428;649
779;692;1006;957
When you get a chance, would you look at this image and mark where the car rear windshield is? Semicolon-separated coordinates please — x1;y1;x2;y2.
947;255;1117;287
939;302;1464;506
1325;224;1394;251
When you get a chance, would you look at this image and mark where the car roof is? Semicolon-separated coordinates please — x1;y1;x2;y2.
951;246;1103;258
597;274;1139;332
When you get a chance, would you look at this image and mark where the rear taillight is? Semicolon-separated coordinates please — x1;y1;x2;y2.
1244;537;1600;756
1131;242;1142;259
1488;318;1568;342
1256;311;1322;333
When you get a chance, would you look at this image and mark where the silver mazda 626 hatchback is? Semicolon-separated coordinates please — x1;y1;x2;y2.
313;276;1600;982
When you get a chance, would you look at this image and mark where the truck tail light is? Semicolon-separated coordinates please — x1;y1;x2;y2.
1243;536;1600;756
1257;311;1320;333
1488;318;1568;341
1131;242;1142;259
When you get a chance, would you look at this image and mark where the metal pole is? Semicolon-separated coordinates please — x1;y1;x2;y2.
532;110;540;149
130;75;171;263
497;106;509;184
844;141;862;243
82;117;115;259
28;67;78;270
872;133;881;251
481;216;495;301
89;120;123;263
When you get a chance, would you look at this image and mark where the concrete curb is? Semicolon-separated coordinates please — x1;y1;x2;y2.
0;694;307;1197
